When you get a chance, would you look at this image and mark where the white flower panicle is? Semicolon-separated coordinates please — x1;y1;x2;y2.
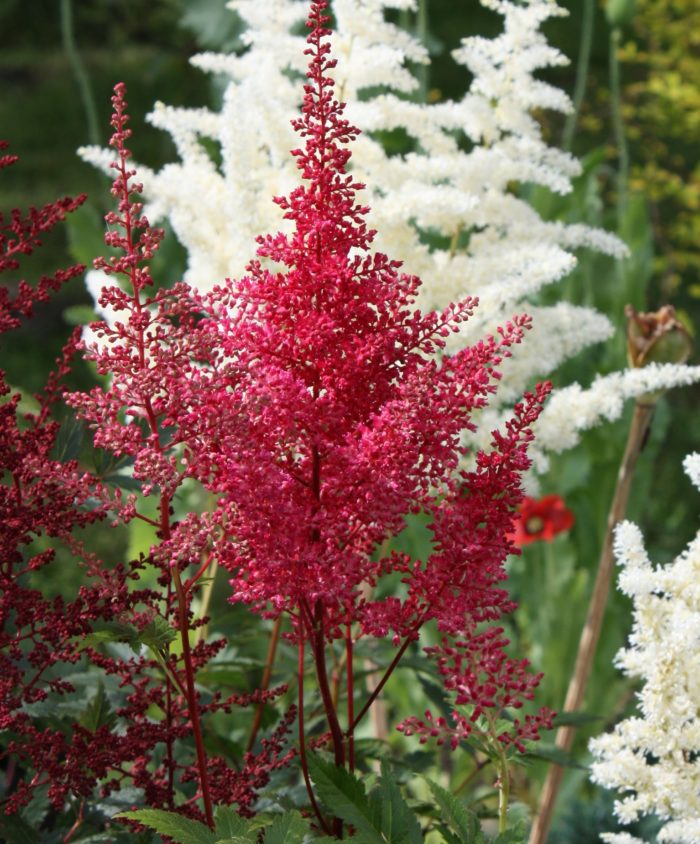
79;0;700;472
589;454;700;844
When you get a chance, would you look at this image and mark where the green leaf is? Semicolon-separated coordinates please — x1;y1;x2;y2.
178;0;244;51
0;812;41;844
80;682;116;732
138;616;177;651
490;823;526;844
214;806;252;840
116;809;217;844
425;778;482;843
65;202;106;267
264;811;307;844
370;761;423;844
215;839;254;844
523;744;584;769
63;303;98;326
307;754;383;844
551;710;602;728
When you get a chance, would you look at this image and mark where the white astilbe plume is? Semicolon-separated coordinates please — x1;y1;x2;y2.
79;0;700;472
589;454;700;844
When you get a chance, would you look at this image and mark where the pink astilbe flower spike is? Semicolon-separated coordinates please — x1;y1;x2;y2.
171;0;553;763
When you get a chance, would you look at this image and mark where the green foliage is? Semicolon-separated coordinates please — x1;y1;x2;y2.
307;754;385;843
79;682;117;732
425;779;481;843
117;809;219;844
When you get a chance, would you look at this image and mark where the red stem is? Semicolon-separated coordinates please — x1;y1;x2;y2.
298;630;330;834
172;566;214;828
184;549;217;593
246;615;283;753
350;630;416;733
346;624;355;772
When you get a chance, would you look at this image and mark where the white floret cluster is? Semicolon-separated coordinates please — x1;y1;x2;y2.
589;454;700;844
79;0;700;473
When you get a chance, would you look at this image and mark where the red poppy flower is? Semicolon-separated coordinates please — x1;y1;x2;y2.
511;495;574;546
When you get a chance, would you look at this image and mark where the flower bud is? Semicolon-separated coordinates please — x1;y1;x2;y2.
606;0;636;28
625;304;693;369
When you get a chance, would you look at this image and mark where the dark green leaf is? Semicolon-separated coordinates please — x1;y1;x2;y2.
264;811;307;844
551;711;603;727
116;809;217;844
307;754;383;844
371;760;423;844
425;778;482;843
0;812;41;844
80;682;116;732
214;806;251;839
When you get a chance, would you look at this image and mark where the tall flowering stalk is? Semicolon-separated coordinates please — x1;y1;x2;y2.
80;0;700;480
160;2;555;831
62;88;293;826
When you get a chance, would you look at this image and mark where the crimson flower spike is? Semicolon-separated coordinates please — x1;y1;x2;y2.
180;0;553;822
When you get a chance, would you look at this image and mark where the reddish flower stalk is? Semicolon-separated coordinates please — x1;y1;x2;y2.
65;86;293;823
167;0;554;822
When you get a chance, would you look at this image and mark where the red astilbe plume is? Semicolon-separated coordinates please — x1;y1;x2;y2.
0;148;148;815
170;0;553;810
0;142;85;334
65;85;292;826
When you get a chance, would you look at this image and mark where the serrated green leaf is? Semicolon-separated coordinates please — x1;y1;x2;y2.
215;838;253;844
264;811;307;844
80;682;116;732
116;809;217;844
73;622;139;651
425;778;482;843
214;806;251;839
138;616;177;651
371;760;422;844
307;754;383;844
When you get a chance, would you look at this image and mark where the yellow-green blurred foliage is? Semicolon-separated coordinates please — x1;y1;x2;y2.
619;0;700;299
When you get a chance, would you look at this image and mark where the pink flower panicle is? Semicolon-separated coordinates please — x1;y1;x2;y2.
174;0;553;752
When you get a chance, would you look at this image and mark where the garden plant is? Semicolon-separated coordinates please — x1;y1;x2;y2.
1;0;699;842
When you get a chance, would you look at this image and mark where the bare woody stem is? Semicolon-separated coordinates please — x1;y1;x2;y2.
529;400;655;844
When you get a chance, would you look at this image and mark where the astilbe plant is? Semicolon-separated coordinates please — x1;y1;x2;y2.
136;2;555;833
0;147;125;814
64;85;295;828
2;3;556;836
0;147;155;819
1;114;291;837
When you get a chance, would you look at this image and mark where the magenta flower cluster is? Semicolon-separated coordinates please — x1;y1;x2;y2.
1;1;553;830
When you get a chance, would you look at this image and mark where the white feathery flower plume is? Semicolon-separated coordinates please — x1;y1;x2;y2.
589;454;700;843
79;0;700;473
